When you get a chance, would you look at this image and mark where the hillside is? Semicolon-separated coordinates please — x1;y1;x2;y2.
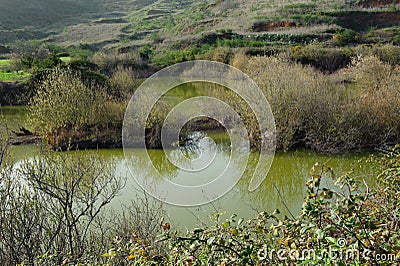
1;0;400;52
0;0;156;43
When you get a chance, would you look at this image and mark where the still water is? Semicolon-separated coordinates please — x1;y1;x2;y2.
8;141;377;230
1;96;378;229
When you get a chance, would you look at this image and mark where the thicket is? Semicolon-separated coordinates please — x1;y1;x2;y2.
29;68;127;148
137;146;400;265
5;40;399;152
1;119;399;265
0;127;169;264
243;54;400;153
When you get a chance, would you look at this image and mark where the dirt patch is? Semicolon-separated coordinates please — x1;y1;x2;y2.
251;21;298;32
9;127;40;146
0;81;26;105
335;11;400;31
353;0;397;8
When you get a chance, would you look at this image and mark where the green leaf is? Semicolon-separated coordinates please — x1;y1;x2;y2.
326;237;336;244
223;221;230;228
207;236;216;245
316;229;324;240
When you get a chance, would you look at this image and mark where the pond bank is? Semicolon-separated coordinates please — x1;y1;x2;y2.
0;81;25;105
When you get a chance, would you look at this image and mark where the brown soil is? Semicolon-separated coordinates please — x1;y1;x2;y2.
251;21;298;32
0;81;25;105
9;127;40;145
336;11;400;30
353;0;397;8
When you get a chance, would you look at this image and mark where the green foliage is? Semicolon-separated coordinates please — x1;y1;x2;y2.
152;44;212;67
292;45;353;72
138;45;154;63
29;68;125;147
0;59;9;66
0;70;30;81
333;29;358;46
216;38;267;48
9;41;62;71
67;46;94;62
100;146;400;265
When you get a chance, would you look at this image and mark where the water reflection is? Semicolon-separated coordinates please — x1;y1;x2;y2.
8;141;376;229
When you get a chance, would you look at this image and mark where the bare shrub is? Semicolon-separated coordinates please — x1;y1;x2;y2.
103;191;169;264
18;150;126;264
243;54;400;152
108;67;139;100
92;50;144;76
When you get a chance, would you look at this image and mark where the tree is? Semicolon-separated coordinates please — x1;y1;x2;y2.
20;150;125;262
29;68;106;146
10;40;61;70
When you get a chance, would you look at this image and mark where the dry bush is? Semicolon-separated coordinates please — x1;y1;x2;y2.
354;44;400;66
349;55;400;147
230;50;248;69
108;67;139;100
244;55;341;151
243;55;400;152
92;50;144;76
20;150;125;264
201;47;234;64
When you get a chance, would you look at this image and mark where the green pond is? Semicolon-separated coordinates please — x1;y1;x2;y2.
1;102;379;229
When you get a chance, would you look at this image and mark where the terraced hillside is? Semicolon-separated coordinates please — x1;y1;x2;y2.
1;0;400;51
0;0;156;43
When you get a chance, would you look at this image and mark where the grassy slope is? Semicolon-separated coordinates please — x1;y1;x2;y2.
1;0;399;49
0;59;29;81
0;0;155;43
54;0;400;50
0;0;104;29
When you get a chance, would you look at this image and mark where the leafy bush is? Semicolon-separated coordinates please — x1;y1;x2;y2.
9;41;62;71
29;68;125;147
101;146;400;265
333;29;358;46
292;45;353;72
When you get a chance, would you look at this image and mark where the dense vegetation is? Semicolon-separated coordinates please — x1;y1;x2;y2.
1;1;400;264
1;124;399;264
5;42;393;153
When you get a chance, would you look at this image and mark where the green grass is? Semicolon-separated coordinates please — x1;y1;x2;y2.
60;56;71;63
0;71;29;81
0;59;10;66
